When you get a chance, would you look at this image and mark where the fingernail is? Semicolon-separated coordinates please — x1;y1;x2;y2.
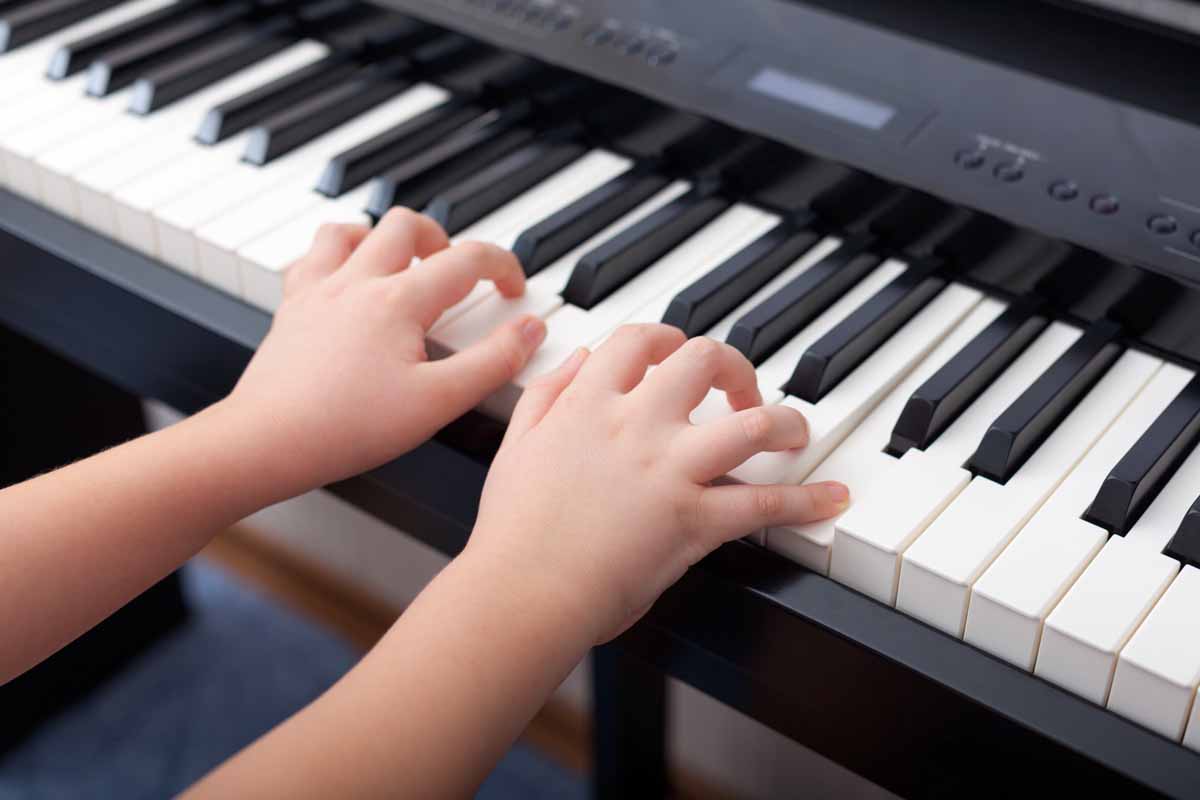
562;347;588;368
521;316;546;348
823;481;850;508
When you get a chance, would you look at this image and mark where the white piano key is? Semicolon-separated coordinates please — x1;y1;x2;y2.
511;203;780;386
702;236;844;343
427;149;636;327
69;42;332;235
111;136;244;253
151;84;449;274
1035;535;1178;704
237;186;373;311
965;363;1195;670
195;174;327;295
728;265;970;491
0;0;177;86
453;149;633;250
742;297;1000;572
758;291;987;569
830;321;1082;603
1110;566;1200;743
623;213;785;329
426;180;694;408
1;89;130;200
1038;430;1200;705
896;351;1160;637
38;41;333;222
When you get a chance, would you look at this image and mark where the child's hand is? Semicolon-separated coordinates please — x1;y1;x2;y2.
226;209;547;491
469;324;849;644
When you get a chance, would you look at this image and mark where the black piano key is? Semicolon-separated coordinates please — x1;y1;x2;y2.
888;300;1050;456
784;257;947;402
726;233;881;365
661;213;821;337
365;105;538;218
561;181;730;310
86;1;257;97
47;0;210;79
242;63;411;165
510;166;671;278
0;1;39;14
968;318;1123;484
0;0;122;52
1164;495;1200;568
317;99;481;197
129;18;296;114
1084;374;1200;535
196;52;360;144
423;137;586;235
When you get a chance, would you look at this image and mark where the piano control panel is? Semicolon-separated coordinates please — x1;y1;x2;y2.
372;0;1200;290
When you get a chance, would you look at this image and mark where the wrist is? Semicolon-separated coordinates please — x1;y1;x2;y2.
457;531;602;654
189;397;318;509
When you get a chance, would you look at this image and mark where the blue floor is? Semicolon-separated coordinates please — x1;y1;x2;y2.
0;563;586;799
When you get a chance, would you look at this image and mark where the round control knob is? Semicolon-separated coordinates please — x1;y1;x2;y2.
1089;194;1120;215
1147;214;1178;235
1047;180;1078;201
993;162;1023;182
955;149;985;170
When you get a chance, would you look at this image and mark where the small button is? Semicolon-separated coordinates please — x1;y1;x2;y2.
1191;230;1200;249
993;162;1023;182
585;26;615;45
1089;194;1120;215
955;149;985;170
614;34;644;55
1148;214;1178;235
645;42;677;65
1048;180;1078;201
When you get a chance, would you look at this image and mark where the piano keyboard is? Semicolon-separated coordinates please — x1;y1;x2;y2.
5;0;1200;754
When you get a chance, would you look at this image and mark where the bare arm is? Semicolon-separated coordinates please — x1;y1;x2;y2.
191;327;848;798
0;209;546;685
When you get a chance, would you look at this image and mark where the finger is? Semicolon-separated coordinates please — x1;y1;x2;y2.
503;347;589;445
574;324;686;394
284;223;370;295
344;208;449;279
422;314;547;418
675;404;809;482
636;336;761;417
396;241;526;330
693;481;850;546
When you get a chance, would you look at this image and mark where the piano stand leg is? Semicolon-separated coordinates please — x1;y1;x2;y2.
591;642;670;799
0;324;188;757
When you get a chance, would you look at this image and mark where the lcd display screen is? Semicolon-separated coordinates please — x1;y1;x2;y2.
748;66;896;130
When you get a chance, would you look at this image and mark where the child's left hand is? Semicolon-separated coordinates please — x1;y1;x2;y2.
225;209;546;491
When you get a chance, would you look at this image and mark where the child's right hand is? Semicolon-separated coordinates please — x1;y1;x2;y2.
469;324;850;644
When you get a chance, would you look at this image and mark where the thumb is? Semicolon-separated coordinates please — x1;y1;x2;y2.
424;314;547;418
503;346;589;445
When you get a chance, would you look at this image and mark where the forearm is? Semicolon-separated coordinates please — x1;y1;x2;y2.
0;399;303;684
190;542;594;798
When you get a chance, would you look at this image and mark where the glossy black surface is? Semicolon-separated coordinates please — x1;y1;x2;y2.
785;257;946;402
969;318;1123;483
661;215;819;337
424;137;585;235
562;181;729;309
889;299;1049;456
0;0;121;52
510;165;668;277
86;1;257;96
317;99;481;197
1085;374;1200;535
